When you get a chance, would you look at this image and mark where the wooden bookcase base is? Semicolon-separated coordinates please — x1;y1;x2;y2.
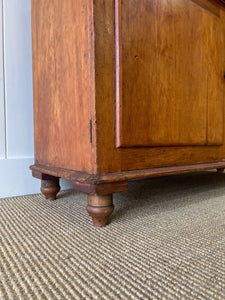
30;162;225;226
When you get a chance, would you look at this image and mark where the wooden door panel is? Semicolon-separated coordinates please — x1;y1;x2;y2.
115;0;224;148
207;12;224;144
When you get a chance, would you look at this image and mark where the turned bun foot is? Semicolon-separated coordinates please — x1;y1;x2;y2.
41;178;60;200
87;194;114;227
217;168;225;173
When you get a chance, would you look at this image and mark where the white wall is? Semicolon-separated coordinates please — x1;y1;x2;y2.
0;0;5;160
0;0;72;198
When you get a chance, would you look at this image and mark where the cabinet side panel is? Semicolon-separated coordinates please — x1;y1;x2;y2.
32;0;94;173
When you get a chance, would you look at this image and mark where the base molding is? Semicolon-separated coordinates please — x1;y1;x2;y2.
30;161;225;226
30;161;225;188
72;181;128;195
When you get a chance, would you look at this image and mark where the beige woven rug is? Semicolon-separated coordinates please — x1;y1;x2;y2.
1;171;225;299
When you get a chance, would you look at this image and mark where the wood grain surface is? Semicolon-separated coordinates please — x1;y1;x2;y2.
32;0;225;177
32;0;94;173
115;0;224;147
94;0;225;173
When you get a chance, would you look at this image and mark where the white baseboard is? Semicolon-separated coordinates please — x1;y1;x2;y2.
0;158;72;198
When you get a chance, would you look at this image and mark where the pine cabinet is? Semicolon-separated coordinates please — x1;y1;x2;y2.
31;0;225;226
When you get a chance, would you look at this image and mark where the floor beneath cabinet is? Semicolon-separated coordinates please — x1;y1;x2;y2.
0;171;225;299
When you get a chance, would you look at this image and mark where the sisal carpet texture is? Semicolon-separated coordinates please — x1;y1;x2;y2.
1;171;225;299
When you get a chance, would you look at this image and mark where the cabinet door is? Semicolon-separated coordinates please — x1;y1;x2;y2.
115;0;224;148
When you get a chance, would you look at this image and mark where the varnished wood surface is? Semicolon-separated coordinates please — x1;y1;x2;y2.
192;0;221;16
94;0;225;173
31;0;94;173
87;194;114;226
72;181;128;195
41;178;60;201
31;161;225;185
31;0;225;177
115;0;224;147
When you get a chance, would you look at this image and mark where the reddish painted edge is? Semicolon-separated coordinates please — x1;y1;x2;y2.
30;161;225;185
32;170;59;181
72;181;128;195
